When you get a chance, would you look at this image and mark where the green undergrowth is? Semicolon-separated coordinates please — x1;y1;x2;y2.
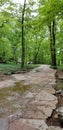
57;65;63;70
0;63;39;75
50;65;63;70
0;63;21;75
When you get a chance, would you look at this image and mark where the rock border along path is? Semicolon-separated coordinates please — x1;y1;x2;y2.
0;65;62;130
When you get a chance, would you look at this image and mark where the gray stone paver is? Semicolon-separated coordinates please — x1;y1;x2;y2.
0;118;9;130
9;121;38;130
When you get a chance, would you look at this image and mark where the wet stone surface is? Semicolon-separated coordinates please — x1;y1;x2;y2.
0;82;32;118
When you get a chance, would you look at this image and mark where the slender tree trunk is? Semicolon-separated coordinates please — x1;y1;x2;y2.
49;19;56;68
34;46;40;64
49;22;53;66
52;19;56;67
21;0;26;68
33;36;41;64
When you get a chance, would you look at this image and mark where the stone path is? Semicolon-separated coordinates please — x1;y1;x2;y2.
8;89;57;130
0;65;62;130
0;65;56;88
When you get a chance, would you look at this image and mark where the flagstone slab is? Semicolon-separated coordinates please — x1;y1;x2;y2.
0;118;9;130
0;80;15;89
23;90;58;120
9;119;48;130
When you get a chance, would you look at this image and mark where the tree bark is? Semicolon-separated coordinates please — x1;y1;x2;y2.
33;36;41;64
49;19;56;68
33;45;40;64
21;0;26;68
52;19;56;67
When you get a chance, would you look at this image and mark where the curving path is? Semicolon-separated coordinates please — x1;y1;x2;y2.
0;65;62;130
0;65;56;88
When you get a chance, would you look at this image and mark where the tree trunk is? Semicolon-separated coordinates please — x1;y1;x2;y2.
49;20;56;68
52;19;56;67
21;0;26;68
33;35;41;64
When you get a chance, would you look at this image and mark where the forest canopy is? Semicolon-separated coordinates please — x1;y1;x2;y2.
0;0;63;69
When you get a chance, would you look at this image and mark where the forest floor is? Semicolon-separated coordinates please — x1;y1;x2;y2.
0;65;63;130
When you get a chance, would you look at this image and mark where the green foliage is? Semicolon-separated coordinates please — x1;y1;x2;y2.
0;63;39;74
0;63;21;74
0;0;63;70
